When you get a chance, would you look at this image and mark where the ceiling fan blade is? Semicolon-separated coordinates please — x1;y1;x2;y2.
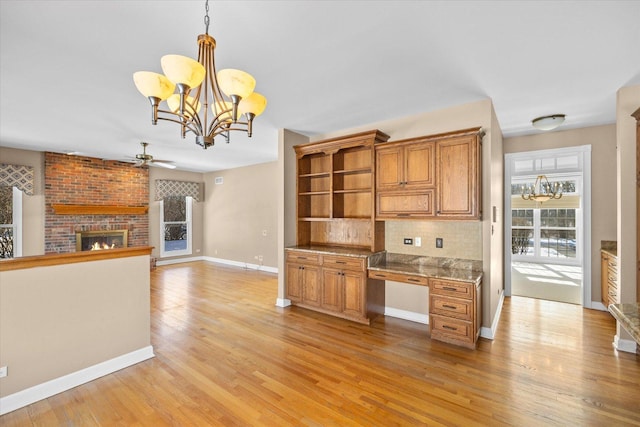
149;161;176;169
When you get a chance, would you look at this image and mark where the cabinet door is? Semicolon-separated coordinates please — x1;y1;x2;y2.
321;268;343;312
436;136;479;218
342;270;365;318
302;265;321;307
286;263;303;302
404;142;435;188
376;146;403;190
600;253;609;307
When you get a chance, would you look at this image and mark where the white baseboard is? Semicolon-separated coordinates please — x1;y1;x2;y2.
275;298;291;308
590;301;607;311
613;335;638;354
202;256;278;274
0;346;154;416
156;256;205;266
480;290;504;340
384;307;429;325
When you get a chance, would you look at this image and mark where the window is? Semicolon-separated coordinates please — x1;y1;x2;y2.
510;175;580;264
0;187;22;258
160;196;192;257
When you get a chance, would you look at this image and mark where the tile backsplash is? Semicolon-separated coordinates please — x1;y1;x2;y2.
385;220;482;261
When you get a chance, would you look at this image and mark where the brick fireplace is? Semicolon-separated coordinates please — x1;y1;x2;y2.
44;152;149;253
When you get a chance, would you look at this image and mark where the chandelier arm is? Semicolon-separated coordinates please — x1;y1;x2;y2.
155;115;201;136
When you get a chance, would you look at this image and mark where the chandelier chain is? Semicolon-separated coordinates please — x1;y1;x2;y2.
204;0;210;34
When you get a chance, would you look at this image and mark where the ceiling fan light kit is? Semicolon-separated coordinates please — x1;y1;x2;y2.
133;0;267;149
532;114;566;131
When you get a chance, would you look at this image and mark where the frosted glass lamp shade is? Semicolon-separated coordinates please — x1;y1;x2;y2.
167;94;201;117
532;114;565;131
133;71;175;100
217;69;256;99
239;92;267;117
161;55;206;88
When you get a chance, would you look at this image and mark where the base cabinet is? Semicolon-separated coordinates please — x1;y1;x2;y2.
429;278;481;349
286;250;382;324
601;250;618;308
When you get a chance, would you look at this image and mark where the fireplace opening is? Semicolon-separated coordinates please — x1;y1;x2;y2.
76;230;128;251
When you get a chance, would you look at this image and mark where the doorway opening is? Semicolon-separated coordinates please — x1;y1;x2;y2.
505;146;591;306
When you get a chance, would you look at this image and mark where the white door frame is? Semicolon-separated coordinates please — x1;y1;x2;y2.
504;145;592;307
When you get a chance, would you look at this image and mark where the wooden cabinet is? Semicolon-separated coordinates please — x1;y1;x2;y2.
375;127;483;220
285;251;383;325
286;251;321;307
601;252;609;307
295;130;389;251
601;251;618;307
429;278;481;349
436;134;482;218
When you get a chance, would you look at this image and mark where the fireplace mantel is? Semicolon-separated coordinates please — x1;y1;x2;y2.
51;204;148;215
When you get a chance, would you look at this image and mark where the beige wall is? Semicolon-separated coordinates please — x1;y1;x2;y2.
616;85;639;336
0;147;45;256
278;129;309;301
148;168;205;260
283;99;504;328
504;124;617;304
203;161;279;268
0;255;151;397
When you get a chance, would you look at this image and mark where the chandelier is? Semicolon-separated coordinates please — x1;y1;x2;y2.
133;0;267;149
521;175;563;202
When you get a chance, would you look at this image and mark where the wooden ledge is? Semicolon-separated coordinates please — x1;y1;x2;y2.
0;246;153;272
51;204;148;215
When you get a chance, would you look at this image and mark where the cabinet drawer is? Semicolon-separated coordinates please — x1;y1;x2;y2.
323;255;365;271
430;315;473;342
376;190;435;218
430;295;472;321
430;279;474;299
368;270;429;286
286;251;321;265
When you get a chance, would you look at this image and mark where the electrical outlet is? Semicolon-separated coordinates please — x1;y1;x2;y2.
258;255;263;263
415;237;421;247
436;237;443;248
404;238;413;245
262;229;267;237
0;366;7;378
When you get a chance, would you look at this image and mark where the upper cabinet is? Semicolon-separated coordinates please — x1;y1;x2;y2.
295;130;390;251
375;127;483;220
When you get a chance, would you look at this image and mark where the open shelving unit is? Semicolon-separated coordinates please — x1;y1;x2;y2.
294;130;390;251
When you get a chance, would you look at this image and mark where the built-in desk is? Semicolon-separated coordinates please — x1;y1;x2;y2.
368;253;483;349
609;303;640;348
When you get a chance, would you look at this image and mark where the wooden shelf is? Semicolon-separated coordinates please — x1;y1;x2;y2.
333;188;370;194
299;191;331;196
51;204;148;215
333;168;371;175
299;172;331;178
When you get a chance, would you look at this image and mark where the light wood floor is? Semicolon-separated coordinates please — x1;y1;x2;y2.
2;261;639;426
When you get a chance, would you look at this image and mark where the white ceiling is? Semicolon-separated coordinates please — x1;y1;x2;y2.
1;1;639;172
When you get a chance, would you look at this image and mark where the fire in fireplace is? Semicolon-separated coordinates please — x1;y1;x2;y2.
75;230;128;251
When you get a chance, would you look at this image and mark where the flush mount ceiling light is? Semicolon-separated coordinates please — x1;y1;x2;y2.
133;0;267;149
532;114;565;131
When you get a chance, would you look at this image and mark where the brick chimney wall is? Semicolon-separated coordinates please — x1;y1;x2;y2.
44;152;149;253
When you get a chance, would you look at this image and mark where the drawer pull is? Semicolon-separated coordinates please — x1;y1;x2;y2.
443;286;458;291
442;325;458;331
335;261;347;264
374;274;387;278
442;304;457;310
297;256;307;260
407;278;421;283
396;214;410;217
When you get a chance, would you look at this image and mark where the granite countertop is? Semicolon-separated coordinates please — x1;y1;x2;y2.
286;245;382;258
286;247;483;284
609;303;640;345
601;240;617;257
369;253;483;284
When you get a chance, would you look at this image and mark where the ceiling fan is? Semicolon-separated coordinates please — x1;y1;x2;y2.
129;142;176;169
